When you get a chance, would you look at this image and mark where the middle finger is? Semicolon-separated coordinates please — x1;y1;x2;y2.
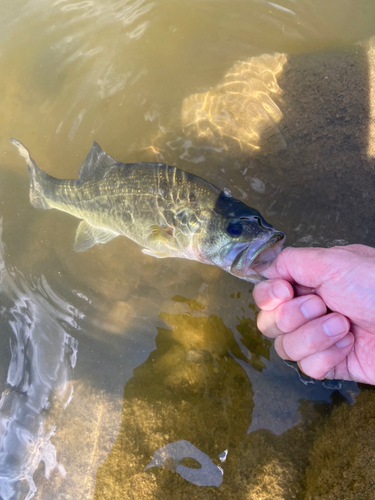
257;294;327;338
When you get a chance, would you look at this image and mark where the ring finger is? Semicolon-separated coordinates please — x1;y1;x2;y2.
274;312;350;361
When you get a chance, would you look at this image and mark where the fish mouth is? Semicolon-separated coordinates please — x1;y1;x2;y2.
230;231;285;282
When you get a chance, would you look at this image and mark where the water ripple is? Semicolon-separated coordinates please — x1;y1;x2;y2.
0;220;79;500
56;0;154;27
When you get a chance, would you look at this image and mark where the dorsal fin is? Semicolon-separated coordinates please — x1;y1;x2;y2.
78;142;118;183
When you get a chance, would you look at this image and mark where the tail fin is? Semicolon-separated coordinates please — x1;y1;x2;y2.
11;139;50;210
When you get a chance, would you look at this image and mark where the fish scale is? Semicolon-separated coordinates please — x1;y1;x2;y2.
11;139;285;283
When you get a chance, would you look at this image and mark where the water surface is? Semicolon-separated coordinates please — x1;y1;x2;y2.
0;0;375;498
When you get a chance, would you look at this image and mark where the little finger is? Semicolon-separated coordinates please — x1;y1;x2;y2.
297;333;354;380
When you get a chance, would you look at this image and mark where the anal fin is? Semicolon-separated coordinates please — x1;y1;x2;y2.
142;248;173;259
74;220;119;252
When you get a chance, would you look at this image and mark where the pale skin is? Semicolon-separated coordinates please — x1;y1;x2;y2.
253;245;375;384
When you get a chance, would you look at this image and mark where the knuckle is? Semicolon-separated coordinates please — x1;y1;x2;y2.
256;310;267;334
274;315;288;333
274;316;288;333
274;304;294;333
253;281;270;307
275;247;294;276
257;310;280;338
303;335;320;353
275;335;292;360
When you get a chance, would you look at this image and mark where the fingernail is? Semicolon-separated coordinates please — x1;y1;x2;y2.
300;297;326;320
323;316;348;337
272;282;290;300
336;334;353;349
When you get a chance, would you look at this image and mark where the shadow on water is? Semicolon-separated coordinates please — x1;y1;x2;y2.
255;42;375;248
176;41;375;248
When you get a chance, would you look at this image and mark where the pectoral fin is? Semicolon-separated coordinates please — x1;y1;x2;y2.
175;208;200;235
74;220;119;252
142;248;172;259
149;224;174;243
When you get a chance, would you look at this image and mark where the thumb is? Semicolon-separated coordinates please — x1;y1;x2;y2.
262;246;339;289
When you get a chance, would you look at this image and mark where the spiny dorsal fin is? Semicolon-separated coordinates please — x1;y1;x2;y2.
78;142;118;183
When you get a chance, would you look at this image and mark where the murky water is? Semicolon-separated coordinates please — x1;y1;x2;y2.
1;0;375;498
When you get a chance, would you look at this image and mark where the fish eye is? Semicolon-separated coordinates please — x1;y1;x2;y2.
226;221;243;237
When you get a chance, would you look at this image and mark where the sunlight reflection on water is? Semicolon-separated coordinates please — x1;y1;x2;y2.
0;220;78;499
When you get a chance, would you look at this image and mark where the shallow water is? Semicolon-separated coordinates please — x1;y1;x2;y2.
0;0;375;498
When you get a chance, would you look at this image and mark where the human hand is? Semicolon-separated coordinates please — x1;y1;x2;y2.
253;245;375;384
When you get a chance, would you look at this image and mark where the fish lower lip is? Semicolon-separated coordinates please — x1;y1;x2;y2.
230;246;249;270
229;231;285;275
250;232;285;266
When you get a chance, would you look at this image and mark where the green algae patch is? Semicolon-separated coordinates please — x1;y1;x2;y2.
94;311;254;498
305;388;375;500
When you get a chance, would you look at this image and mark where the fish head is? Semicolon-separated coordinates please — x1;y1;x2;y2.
197;192;285;283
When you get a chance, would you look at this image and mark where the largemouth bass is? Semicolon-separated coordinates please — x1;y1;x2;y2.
11;139;285;283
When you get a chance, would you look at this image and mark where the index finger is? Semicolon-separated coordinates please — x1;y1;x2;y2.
253;278;294;311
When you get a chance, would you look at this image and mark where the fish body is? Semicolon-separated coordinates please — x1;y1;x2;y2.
11;139;285;283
